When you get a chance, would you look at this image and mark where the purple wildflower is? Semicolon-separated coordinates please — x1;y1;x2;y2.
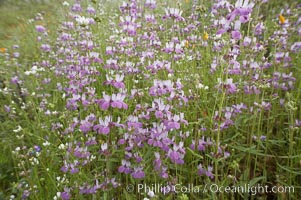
97;92;111;110
131;167;145;179
61;191;70;200
231;30;242;40
145;0;156;9
111;93;128;109
296;120;301;127
35;25;46;33
163;8;184;21
254;22;264;35
118;159;132;174
167;142;185;164
93;116;112;135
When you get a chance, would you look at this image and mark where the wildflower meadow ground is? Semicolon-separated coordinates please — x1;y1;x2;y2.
0;0;301;199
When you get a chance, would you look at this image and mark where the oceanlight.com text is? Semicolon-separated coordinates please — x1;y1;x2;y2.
128;183;295;196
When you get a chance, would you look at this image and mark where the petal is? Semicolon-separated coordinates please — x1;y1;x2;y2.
111;101;122;108
100;102;110;110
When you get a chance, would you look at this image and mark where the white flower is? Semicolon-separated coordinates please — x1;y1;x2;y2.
101;143;108;151
234;20;241;30
90;155;96;161
75;16;90;25
146;0;156;4
235;0;254;9
62;1;69;6
26;69;36;76
197;83;209;90
165;8;183;17
186;55;193;61
53;191;61;200
43;141;50;146
58;144;65;150
16;134;24;139
148;190;155;197
13;125;22;133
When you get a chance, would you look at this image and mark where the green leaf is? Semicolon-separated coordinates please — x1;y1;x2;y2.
187;147;203;159
248;176;266;187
